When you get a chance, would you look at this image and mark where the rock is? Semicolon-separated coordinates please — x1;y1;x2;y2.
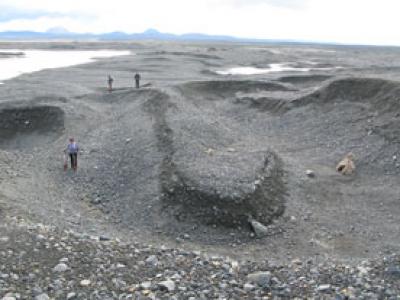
249;219;269;237
291;258;302;265
306;169;315;177
0;236;9;242
59;257;69;263
243;283;256;291
36;234;46;241
53;263;68;272
204;148;215;155
99;235;111;241
158;280;176;292
35;294;49;300
2;297;17;300
140;281;152;289
32;287;43;296
145;255;159;266
80;279;91;287
386;265;400;278
67;293;77;300
316;284;331;292
246;271;271;287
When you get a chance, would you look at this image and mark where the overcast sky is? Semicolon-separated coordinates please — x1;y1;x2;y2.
0;0;399;45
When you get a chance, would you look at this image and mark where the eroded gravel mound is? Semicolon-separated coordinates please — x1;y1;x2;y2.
162;151;286;227
0;105;64;149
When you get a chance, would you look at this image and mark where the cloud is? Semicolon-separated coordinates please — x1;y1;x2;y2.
0;5;62;22
224;0;309;9
0;3;94;23
0;0;400;45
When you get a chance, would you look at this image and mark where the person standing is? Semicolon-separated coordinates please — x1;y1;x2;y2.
107;75;114;92
66;137;79;171
134;73;141;89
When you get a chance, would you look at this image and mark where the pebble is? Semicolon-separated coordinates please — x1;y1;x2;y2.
306;169;315;177
66;293;77;300
158;279;176;292
316;284;332;292
386;265;400;278
249;219;269;237
34;294;49;300
80;279;91;287
146;255;159;266
243;283;256;291
53;263;69;272
247;271;271;287
140;281;152;289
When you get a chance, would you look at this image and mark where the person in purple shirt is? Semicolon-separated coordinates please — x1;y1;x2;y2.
66;137;79;171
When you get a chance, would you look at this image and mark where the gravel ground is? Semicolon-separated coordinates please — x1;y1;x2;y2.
0;218;399;299
0;41;399;298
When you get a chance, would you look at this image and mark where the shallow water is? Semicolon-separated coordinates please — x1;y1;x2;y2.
216;63;334;75
0;49;130;84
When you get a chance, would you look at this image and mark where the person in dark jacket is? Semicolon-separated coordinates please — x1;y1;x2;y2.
107;75;114;92
134;73;141;89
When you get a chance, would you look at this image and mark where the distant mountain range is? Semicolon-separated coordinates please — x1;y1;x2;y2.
0;28;323;44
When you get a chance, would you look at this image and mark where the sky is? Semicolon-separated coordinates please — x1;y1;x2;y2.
0;0;399;45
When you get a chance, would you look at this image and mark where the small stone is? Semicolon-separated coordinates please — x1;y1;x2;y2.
2;296;16;300
292;258;302;265
244;283;256;291
306;169;315;177
247;271;271;287
80;279;91;287
249;219;269;237
35;294;49;300
0;236;9;242
140;281;152;289
145;255;159;266
158;280;176;292
142;290;151;296
205;148;214;155
67;293;77;300
386;266;400;278
317;284;331;292
53;263;68;272
36;234;46;241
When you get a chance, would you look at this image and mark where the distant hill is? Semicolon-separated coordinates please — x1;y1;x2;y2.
0;28;322;45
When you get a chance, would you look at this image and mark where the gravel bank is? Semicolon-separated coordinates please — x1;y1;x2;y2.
1;218;399;299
